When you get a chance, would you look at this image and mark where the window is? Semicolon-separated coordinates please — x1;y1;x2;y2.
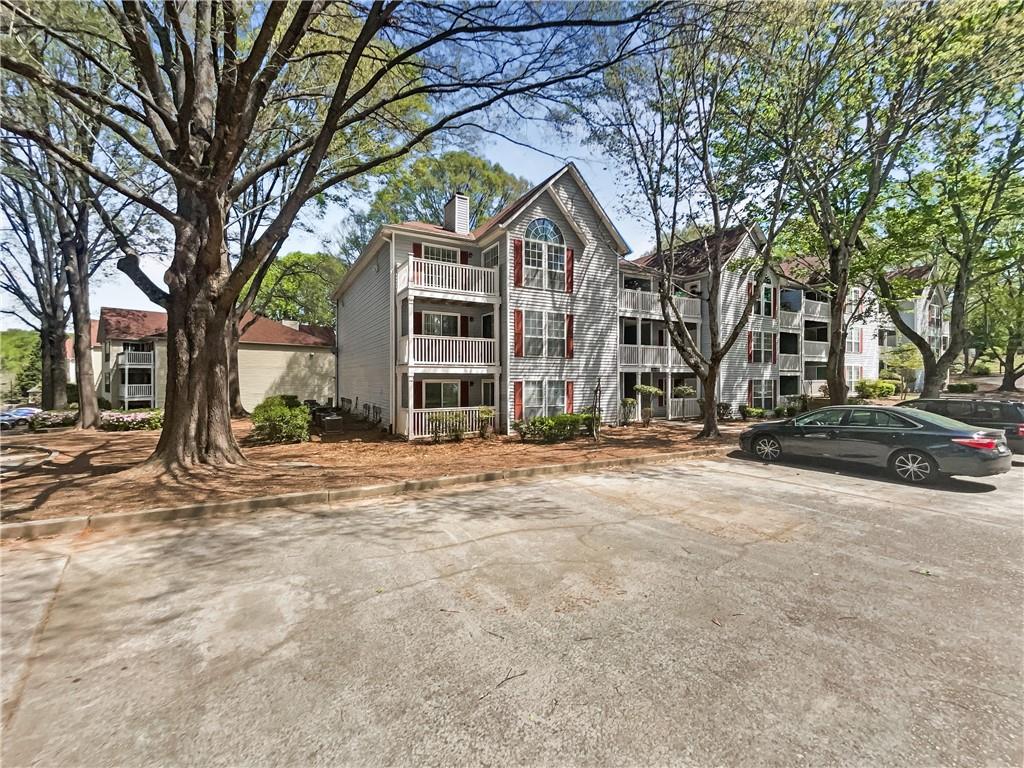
848;409;915;428
523;218;566;291
845;365;864;386
482;381;495;407
943;401;974;419
754;281;773;316
103;371;110;392
546;313;565;357
481;244;498;268
795;409;846;426
779;288;803;312
751;379;775;409
422;312;458;337
481;313;494;339
752;331;773;363
624;277;651;291
523;379;565;420
422;244;459;263
524;311;544;356
524;380;545;420
546;380;565;417
846;331;863;354
424;381;459;409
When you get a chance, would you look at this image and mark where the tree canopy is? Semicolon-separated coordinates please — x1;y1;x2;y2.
247;251;346;328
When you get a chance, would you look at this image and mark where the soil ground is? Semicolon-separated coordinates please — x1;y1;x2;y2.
0;419;738;522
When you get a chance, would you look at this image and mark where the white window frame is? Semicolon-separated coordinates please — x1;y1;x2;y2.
421;311;459;337
546;380;566;417
524;380;545;420
752;379;775;410
523;219;566;291
524;310;545;357
524;240;545;288
481;244;499;268
845;365;864;387
422;380;460;409
752;331;773;363
753;281;773;316
846;331;863;354
422;244;459;263
546;243;566;291
546;312;566;357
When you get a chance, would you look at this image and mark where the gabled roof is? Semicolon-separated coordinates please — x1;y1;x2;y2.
630;225;754;277
98;307;334;347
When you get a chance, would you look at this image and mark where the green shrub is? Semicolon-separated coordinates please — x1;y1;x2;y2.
673;385;697;398
478;407;496;438
251;397;309;443
969;363;992;376
99;409;164;431
619;397;637;426
743;406;765;419
773;405;786;418
428;411;466;443
513;413;587;443
946;382;978;393
854;379;897;399
785;405;799;417
716;402;732;420
97;396;112;409
739;404;751;420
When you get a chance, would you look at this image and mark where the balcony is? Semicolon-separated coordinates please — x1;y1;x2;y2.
116;350;154;366
804;299;830;320
123;383;154;400
400;335;497;367
397;257;497;299
620;345;668;368
804;379;827;397
779;310;801;329
778;353;801;372
803;340;829;359
619;290;700;320
408;406;495;440
669;398;701;419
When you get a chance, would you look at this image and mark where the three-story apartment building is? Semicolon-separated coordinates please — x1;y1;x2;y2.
334;162;949;438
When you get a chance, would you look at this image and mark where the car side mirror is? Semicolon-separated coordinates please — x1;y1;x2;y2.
784;418;794;426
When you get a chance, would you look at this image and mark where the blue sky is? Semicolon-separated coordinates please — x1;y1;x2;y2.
2;129;654;330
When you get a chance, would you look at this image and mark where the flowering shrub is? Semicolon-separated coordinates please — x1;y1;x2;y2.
30;410;79;429
99;410;164;431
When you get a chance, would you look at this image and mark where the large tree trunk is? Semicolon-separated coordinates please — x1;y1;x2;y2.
40;320;68;410
825;244;849;405
67;273;99;428
998;336;1021;392
696;363;721;439
919;357;949;398
146;203;245;470
227;309;247;417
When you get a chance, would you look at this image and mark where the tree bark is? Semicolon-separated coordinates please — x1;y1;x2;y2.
825;244;849;405
67;272;99;428
998;336;1021;392
40;320;68;410
697;363;721;438
227;308;247;418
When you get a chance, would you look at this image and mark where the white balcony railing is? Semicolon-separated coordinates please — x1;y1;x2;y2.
117;351;154;366
123;383;154;400
778;353;801;371
620;345;669;368
619;290;700;319
804;299;830;320
400;257;497;296
803;340;829;359
779;310;801;328
410;407;495;440
669;398;701;419
408;335;497;366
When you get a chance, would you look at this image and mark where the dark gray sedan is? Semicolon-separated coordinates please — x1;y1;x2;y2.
739;405;1012;483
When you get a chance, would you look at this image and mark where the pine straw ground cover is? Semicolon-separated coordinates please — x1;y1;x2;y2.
0;419;740;522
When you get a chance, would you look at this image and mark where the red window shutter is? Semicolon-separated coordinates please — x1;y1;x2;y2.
772;379;777;406
747;281;753;299
747;330;753;363
514;309;523;357
513;381;523;420
513;239;524;286
566;314;574;358
772;333;777;364
460;315;469;337
412;242;422;258
748;380;753;406
565;381;574;413
859;327;864;352
414;382;423;409
413;311;422;335
566;247;574;293
460;380;469;406
773;287;778;317
460;250;471;265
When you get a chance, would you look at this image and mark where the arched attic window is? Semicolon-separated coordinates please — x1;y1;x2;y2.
523;218;566;290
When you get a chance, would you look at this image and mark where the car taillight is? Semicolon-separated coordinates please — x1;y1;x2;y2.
952;436;999;450
1017;424;1024;437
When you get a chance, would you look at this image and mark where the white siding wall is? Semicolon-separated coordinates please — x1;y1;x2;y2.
337;244;392;422
238;344;334;411
505;176;620;429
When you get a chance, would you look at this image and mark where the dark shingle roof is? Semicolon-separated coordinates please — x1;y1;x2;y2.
629;225;751;277
98;307;334;347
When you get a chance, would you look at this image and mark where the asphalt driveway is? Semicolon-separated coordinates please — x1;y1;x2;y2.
2;454;1022;767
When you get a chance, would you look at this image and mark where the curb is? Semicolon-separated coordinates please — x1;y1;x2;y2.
1;445;731;540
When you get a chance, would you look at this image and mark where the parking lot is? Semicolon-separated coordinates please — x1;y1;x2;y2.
2;454;1022;766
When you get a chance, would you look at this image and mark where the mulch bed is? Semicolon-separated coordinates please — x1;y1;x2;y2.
1;419;741;522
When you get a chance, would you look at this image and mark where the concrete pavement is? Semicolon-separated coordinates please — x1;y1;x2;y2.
2;454;1022;766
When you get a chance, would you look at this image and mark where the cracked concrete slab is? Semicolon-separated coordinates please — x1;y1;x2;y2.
1;455;1022;766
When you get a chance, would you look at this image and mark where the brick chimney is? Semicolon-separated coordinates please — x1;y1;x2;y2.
443;194;470;234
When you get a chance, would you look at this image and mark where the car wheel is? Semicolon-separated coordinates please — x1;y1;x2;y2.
752;435;782;462
889;449;937;484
